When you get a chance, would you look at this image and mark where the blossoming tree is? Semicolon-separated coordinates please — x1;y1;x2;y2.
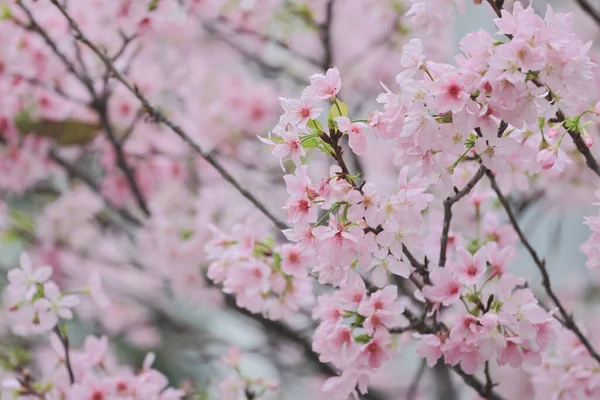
2;0;600;399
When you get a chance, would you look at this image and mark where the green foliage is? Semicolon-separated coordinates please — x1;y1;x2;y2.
327;99;349;123
15;109;100;146
354;334;371;344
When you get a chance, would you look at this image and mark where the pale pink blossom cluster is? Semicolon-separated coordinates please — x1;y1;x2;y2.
1;336;184;400
312;278;408;399
206;219;314;320
374;3;595;188
418;261;558;373
531;329;600;400
2;253;111;337
3;253;79;336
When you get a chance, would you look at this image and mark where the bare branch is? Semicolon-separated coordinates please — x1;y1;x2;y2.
52;326;75;385
438;164;487;267
572;0;600;27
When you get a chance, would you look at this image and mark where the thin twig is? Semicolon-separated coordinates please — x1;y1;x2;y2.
572;0;600;27
321;0;336;70
93;97;151;217
438;164;487;267
52;326;75;384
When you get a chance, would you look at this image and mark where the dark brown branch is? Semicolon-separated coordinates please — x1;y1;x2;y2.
321;0;336;70
93;97;151;217
52;326;75;384
438;164;487;267
486;169;600;366
483;361;497;395
572;0;600;27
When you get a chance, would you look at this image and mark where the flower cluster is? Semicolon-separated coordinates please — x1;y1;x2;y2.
418;254;558;373
3;253;79;336
1;336;184;400
313;278;408;399
531;328;600;400
206;219;314;320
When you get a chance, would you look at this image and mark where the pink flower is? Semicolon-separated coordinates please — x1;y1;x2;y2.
280;244;307;277
259;128;306;170
221;346;243;368
432;72;471;113
303;68;342;100
218;376;246;400
536;148;557;170
369;253;411;288
89;271;111;308
547;125;560;138
452;246;487;285
595;101;600;115
398;38;425;78
280;97;322;128
415;334;443;367
487;242;515;277
335;117;368;155
358;286;406;334
81;335;109;367
7;253;53;301
35;282;79;320
422;267;462;306
357;329;392;369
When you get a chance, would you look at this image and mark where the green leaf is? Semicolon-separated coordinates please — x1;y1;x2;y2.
1;229;25;244
180;229;194;240
302;136;320;149
307;119;323;133
0;5;12;20
328;99;349;122
354;334;371;344
15;111;100;146
9;210;34;233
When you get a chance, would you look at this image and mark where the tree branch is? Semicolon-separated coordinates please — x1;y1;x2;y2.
52;326;75;385
438;164;487;267
572;0;600;27
486;169;600;366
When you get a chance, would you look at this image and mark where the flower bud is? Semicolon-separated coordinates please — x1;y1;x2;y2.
547;126;559;139
595;101;600;115
536;148;557;170
585;134;595;148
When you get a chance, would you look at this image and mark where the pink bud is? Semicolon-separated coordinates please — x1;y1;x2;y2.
536;148;557;170
595;101;600;115
547;126;559;139
585;135;595;148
